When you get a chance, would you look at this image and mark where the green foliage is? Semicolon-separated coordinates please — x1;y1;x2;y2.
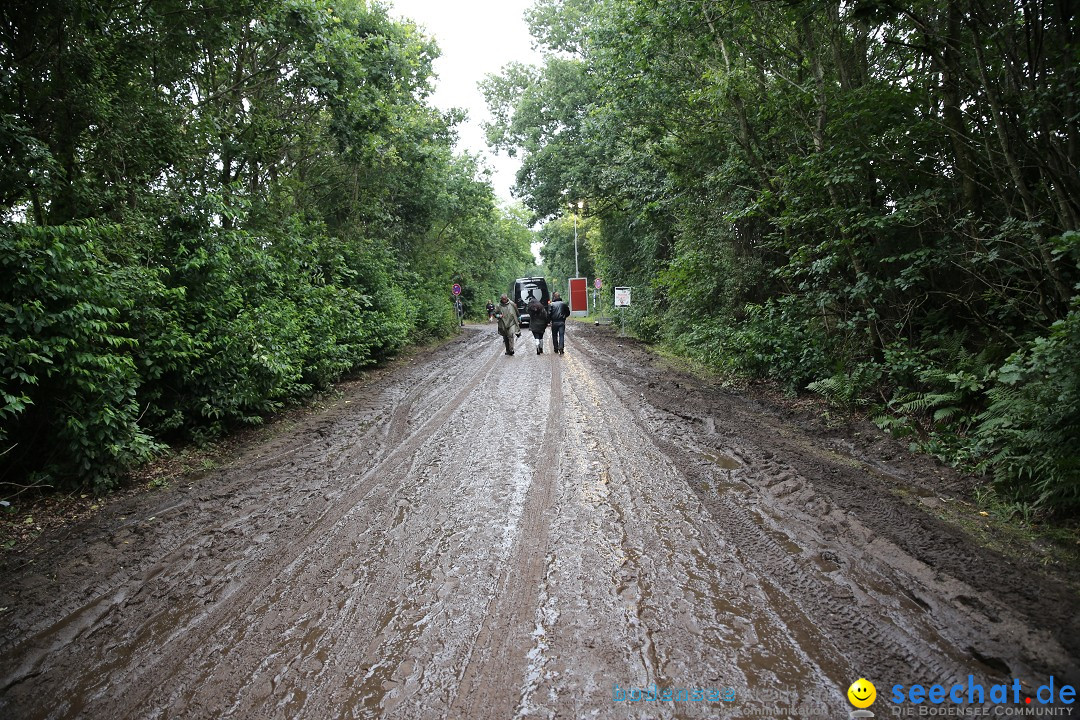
488;0;1080;512
0;223;161;491
538;212;596;291
855;335;993;470
677;298;832;393
724;300;834;393
976;305;1080;511
0;0;537;493
807;364;882;410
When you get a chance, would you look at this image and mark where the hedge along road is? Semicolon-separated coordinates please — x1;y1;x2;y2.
1;324;1077;719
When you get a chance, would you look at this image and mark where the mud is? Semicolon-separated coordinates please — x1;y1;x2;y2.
1;324;1077;719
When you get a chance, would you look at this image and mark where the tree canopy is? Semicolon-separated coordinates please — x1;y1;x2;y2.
485;0;1080;512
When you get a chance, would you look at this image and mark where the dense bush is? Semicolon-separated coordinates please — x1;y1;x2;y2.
674;300;833;394
977;304;1080;510
0;224;161;491
0;210;529;492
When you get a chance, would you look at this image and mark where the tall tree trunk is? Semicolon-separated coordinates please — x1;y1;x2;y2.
803;10;884;355
969;21;1072;306
706;25;772;191
939;0;981;217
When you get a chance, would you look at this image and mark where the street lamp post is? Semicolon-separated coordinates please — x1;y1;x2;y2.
573;199;583;278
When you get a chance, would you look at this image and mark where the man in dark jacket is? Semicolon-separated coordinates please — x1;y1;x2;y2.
527;298;549;354
548;292;570;354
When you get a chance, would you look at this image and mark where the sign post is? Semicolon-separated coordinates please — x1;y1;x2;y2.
452;284;463;326
614;286;631;336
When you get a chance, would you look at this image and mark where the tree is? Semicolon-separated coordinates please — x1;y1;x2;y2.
0;0;536;493
485;0;1080;511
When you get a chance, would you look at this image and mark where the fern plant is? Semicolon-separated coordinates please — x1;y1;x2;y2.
807;362;882;409
871;338;994;466
975;306;1080;512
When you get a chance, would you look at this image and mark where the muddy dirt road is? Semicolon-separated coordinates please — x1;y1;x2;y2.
2;324;1078;719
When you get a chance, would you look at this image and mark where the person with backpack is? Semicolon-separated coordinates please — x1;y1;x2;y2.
527;297;549;354
548;292;570;354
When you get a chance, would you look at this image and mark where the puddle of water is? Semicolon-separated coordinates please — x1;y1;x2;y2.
697;450;741;470
763;525;803;556
905;484;937;498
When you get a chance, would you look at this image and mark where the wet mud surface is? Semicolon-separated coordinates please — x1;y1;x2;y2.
1;324;1077;719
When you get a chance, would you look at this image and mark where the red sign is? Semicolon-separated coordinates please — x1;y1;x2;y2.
569;277;588;314
594;277;602;289
452;283;462;296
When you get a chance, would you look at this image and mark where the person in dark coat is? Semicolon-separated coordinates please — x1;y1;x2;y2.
527;298;549;354
548;292;570;354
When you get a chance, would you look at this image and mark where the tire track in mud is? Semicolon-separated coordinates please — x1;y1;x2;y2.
4;325;1078;720
0;331;506;718
112;338;508;717
674;403;1080;686
433;341;857;718
571;328;1080;690
447;351;564;720
538;347;853;715
0;333;484;631
652;429;977;684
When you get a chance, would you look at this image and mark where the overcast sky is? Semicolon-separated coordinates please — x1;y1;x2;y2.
387;0;543;204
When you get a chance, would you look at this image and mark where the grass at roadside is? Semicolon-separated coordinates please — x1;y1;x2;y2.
892;484;1080;582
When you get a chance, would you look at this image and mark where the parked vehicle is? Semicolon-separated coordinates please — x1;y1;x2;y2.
510;276;549;329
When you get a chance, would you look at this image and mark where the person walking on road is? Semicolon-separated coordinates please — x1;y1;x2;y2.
548;292;570;354
486;299;496;323
454;296;464;327
496;294;520;355
528;297;549;354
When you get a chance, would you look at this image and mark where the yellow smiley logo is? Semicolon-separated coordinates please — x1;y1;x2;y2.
847;678;877;708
